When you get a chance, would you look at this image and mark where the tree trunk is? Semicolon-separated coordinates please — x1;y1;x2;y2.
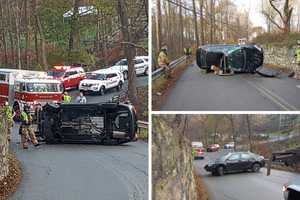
14;4;22;69
69;0;80;53
199;0;205;45
33;0;47;69
117;0;139;110
192;0;199;47
24;0;30;69
246;115;253;152
155;0;162;52
230;115;237;151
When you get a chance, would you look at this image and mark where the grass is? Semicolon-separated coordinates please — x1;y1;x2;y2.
138;128;148;142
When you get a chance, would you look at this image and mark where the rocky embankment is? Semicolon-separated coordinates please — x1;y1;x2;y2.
152;116;197;200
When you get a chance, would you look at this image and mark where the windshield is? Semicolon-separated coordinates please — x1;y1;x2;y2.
86;73;106;80
26;83;62;93
47;71;64;77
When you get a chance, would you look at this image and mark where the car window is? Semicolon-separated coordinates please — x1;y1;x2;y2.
134;59;144;64
107;74;117;78
241;153;252;160
0;74;7;82
119;60;128;65
228;153;240;161
65;71;77;77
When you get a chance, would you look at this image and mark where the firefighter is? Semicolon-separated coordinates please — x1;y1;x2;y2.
62;91;72;103
75;92;87;104
295;41;300;66
158;46;171;78
3;102;14;142
20;104;39;149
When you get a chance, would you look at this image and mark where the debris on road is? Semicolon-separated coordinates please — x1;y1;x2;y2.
256;66;280;77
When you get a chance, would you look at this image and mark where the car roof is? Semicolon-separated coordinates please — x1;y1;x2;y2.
91;68;120;74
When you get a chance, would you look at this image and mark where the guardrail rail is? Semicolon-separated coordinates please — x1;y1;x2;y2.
152;56;186;80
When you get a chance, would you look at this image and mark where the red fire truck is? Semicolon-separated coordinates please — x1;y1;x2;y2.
47;65;85;90
0;69;63;114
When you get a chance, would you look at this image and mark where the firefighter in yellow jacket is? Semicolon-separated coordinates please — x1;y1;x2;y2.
20;104;39;149
4;102;14;142
158;46;171;78
295;42;300;66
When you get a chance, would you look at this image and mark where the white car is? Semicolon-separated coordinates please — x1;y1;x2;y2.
110;56;149;79
79;69;124;95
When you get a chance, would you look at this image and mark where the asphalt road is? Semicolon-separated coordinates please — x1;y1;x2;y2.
69;75;148;104
161;63;300;111
194;150;300;200
9;124;148;200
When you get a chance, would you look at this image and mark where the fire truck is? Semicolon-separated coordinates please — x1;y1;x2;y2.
47;65;85;90
0;69;63;115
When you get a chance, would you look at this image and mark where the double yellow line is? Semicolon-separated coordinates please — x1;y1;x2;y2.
245;80;298;111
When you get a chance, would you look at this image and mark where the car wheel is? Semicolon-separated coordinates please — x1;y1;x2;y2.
144;67;149;76
217;166;224;176
123;71;128;80
99;86;105;95
252;163;261;172
117;81;123;91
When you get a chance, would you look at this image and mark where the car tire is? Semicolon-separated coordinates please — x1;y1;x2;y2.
99;86;106;95
216;166;224;176
252;163;261;172
117;81;123;91
123;71;128;80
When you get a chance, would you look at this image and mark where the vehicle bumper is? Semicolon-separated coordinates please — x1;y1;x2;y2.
135;68;146;75
79;86;100;92
204;164;215;172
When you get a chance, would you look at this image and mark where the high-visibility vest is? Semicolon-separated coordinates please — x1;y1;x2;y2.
296;48;300;62
63;95;72;103
20;111;28;122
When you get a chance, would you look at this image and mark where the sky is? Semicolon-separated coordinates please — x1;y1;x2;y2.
233;0;267;29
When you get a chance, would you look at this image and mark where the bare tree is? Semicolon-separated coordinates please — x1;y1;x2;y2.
263;0;294;33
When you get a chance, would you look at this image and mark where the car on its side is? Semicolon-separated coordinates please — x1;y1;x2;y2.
283;180;300;200
110;56;149;79
204;152;265;176
224;142;235;149
192;141;205;159
79;69;124;95
37;102;137;145
207;144;220;152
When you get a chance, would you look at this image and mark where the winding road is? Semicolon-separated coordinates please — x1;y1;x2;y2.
9;75;149;200
9;124;148;200
194;150;300;200
160;62;300;111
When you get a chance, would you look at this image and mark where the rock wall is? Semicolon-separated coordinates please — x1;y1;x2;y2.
152;116;197;200
262;45;300;73
0;113;9;181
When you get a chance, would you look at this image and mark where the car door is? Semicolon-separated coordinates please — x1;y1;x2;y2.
63;71;73;89
105;74;114;89
240;153;255;170
225;153;241;172
110;73;119;87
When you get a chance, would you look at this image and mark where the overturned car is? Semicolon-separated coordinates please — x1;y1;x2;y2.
196;44;264;73
37;103;137;145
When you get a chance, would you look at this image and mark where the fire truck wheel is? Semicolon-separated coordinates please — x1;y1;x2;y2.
99;86;106;96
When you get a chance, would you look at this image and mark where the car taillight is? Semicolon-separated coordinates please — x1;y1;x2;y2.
282;184;288;192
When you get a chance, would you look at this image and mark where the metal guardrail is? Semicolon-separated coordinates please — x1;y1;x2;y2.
137;120;148;129
152;56;187;80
